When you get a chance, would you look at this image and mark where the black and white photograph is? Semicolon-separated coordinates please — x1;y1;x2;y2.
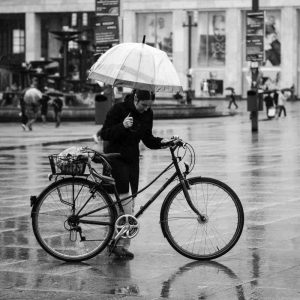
0;1;299;299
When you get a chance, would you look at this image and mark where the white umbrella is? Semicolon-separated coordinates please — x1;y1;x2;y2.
88;42;183;93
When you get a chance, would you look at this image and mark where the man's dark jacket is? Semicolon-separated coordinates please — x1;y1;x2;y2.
100;95;162;163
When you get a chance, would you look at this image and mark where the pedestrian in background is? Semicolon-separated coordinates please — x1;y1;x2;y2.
51;97;63;127
273;90;279;107
23;78;42;131
228;89;238;109
277;90;287;117
263;93;275;119
202;80;209;97
19;90;28;131
40;94;50;123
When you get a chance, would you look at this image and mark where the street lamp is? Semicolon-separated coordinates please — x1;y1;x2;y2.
183;11;197;104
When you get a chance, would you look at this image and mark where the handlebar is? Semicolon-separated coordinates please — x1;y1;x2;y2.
162;137;185;149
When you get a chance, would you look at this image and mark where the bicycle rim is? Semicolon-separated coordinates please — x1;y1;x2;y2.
161;177;244;260
32;178;115;261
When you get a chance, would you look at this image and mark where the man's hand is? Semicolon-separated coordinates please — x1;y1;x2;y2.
123;113;133;129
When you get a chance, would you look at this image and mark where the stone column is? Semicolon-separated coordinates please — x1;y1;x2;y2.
225;8;242;95
25;12;41;62
280;7;297;89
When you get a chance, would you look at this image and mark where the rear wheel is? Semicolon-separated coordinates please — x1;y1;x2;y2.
31;177;116;261
160;177;244;260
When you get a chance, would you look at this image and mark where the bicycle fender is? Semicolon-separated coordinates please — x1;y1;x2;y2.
30;178;117;218
30;179;61;218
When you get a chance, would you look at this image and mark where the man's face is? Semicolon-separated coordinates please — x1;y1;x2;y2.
134;96;153;113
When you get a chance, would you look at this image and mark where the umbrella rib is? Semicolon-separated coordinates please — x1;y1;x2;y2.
152;49;156;92
135;44;143;89
114;46;136;87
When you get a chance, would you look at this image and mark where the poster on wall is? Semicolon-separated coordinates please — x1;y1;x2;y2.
95;0;119;15
136;13;173;58
246;11;264;62
264;11;281;66
198;13;226;66
94;15;119;45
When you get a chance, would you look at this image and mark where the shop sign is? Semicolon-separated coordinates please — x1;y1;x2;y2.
246;11;264;62
95;44;112;54
95;0;119;15
95;15;119;45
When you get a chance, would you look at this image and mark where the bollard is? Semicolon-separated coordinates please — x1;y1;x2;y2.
247;90;259;132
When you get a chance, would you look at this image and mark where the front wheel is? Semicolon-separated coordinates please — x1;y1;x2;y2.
160;177;244;260
31;177;117;262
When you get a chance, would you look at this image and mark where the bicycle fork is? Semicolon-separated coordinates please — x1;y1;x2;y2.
171;148;206;222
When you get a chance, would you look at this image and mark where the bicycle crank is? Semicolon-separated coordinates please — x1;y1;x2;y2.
115;214;140;239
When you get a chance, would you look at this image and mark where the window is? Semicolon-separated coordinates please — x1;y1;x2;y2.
68;40;78;50
12;29;25;54
82;13;88;27
136;13;173;58
197;12;226;66
71;13;77;27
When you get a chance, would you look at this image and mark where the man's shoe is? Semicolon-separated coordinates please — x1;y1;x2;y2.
111;247;134;259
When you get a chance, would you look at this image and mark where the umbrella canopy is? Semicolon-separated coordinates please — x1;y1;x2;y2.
260;89;276;95
24;87;43;104
281;88;292;93
225;87;235;91
88;42;183;93
45;89;64;97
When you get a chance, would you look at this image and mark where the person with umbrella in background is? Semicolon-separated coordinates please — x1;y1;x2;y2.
263;90;275;119
99;89;172;259
46;89;64;127
51;96;63;127
40;93;50;123
23;78;42;131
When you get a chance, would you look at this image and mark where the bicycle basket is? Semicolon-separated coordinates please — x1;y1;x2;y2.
49;154;87;175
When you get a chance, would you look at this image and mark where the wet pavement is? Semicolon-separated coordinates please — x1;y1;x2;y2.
0;101;300;299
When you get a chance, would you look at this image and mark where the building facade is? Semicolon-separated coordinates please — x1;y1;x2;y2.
0;0;299;98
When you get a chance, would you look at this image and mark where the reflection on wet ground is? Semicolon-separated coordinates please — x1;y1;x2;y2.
0;101;300;299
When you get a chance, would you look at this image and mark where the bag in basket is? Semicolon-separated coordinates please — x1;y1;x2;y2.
56;146;89;175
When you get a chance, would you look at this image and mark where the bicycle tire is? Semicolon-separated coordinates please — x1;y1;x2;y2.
31;177;117;262
160;176;244;260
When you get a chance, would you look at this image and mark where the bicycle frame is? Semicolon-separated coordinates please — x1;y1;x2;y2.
77;146;200;224
31;142;244;261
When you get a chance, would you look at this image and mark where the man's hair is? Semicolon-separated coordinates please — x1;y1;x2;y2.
135;89;155;101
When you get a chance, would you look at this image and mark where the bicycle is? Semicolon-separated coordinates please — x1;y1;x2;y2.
30;137;244;262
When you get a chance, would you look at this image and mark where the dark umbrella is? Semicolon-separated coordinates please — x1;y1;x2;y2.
45;89;64;97
281;88;291;93
225;87;235;91
260;89;276;95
